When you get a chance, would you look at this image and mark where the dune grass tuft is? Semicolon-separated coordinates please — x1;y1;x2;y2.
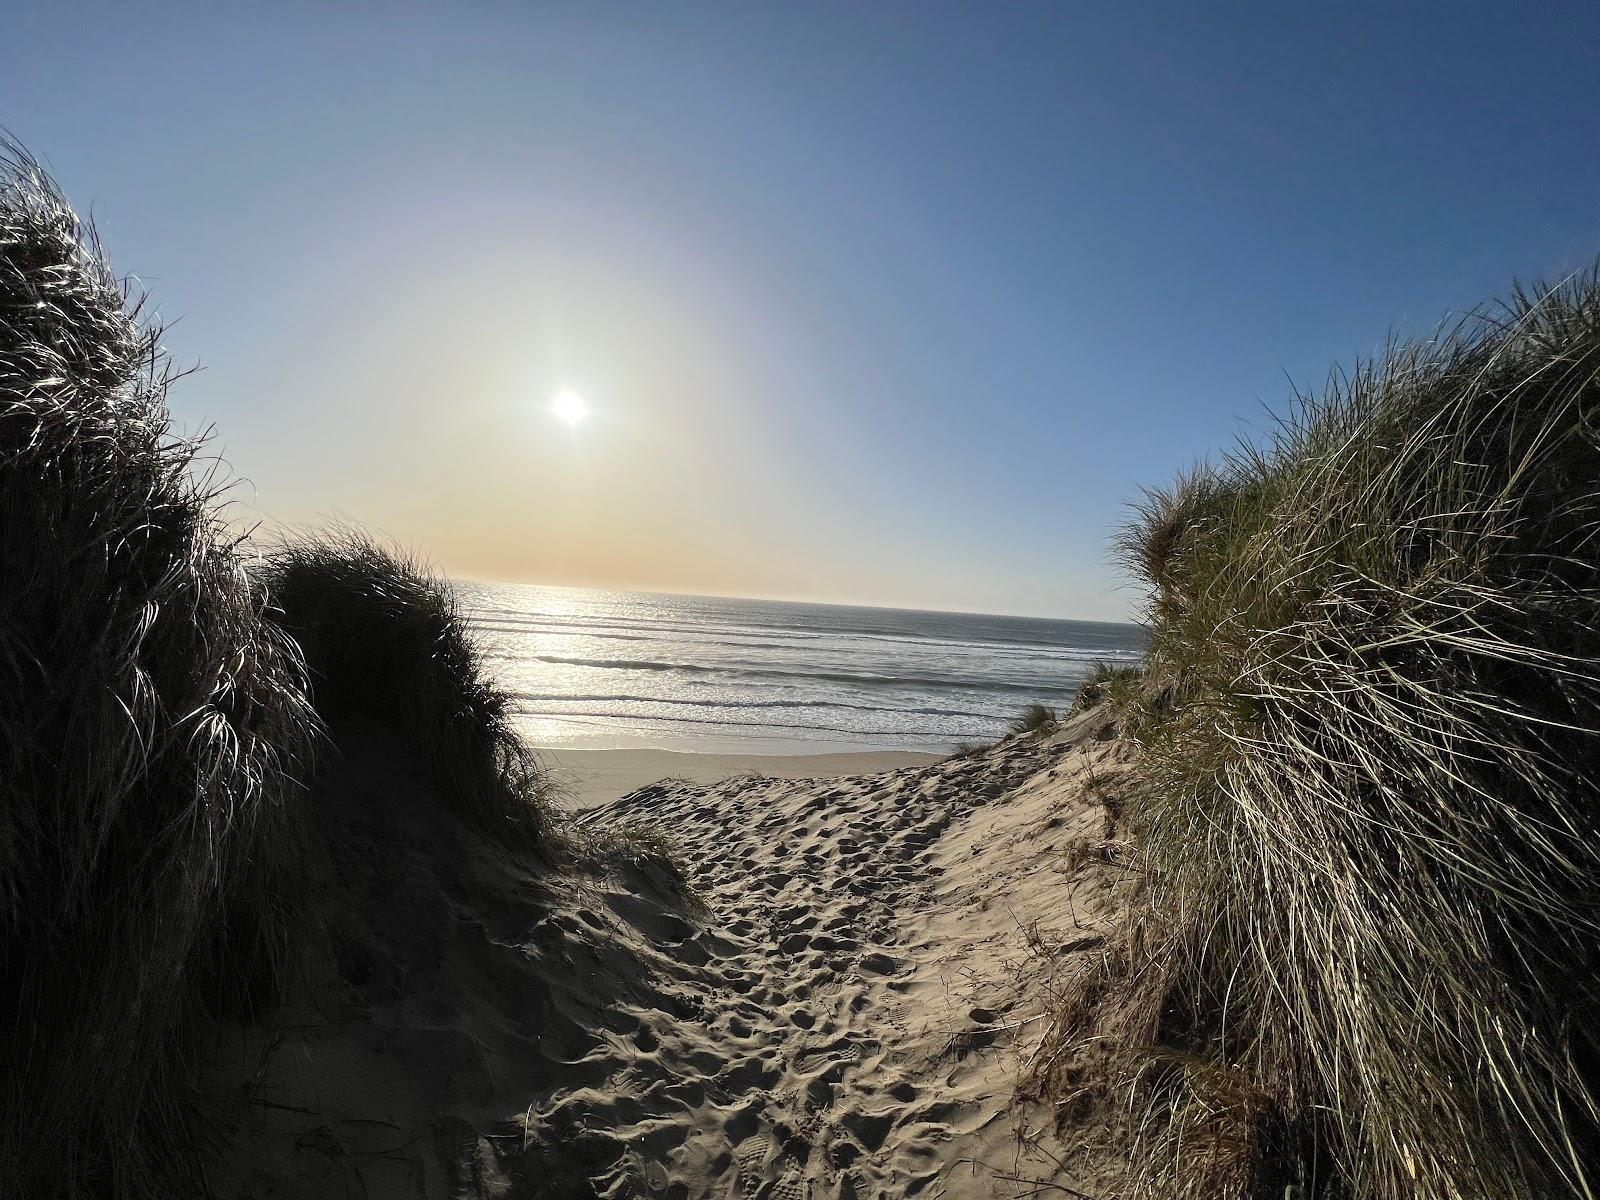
1039;265;1600;1198
1070;660;1143;714
1009;702;1058;736
260;530;557;851
577;817;705;911
0;142;321;1197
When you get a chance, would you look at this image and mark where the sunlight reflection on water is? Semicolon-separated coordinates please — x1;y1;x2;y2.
455;582;1145;754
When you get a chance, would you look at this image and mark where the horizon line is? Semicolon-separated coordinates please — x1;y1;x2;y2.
447;573;1145;628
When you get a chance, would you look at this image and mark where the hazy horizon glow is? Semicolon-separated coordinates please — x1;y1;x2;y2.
5;3;1598;620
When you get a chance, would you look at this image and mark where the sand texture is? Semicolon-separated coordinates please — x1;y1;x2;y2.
544;748;945;810
220;705;1134;1198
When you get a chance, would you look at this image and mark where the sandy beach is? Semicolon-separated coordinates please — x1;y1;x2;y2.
543;747;945;809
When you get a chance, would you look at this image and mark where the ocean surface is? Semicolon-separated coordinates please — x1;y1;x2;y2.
456;582;1146;755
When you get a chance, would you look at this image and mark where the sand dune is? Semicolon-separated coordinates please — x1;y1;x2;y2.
221;705;1133;1198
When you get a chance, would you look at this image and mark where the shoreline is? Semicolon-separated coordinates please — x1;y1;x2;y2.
540;745;946;809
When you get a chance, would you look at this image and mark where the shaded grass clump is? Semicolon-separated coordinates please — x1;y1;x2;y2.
0;144;320;1196
1009;702;1058;736
576;816;706;912
1039;267;1600;1198
261;531;556;851
1069;660;1144;715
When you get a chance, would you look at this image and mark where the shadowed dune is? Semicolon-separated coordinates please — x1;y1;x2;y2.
0;141;321;1198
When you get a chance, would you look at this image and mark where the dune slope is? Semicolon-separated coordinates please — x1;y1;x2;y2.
223;708;1134;1198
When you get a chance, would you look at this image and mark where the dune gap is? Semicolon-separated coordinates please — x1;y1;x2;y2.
220;708;1133;1199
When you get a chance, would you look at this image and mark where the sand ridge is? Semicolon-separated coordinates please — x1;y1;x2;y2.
221;707;1133;1198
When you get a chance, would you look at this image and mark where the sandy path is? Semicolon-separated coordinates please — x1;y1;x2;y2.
222;708;1132;1198
530;707;1131;1197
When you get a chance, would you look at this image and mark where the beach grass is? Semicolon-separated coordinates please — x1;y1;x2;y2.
1038;265;1600;1197
0;145;566;1196
0;142;323;1197
1009;702;1058;735
260;530;557;851
575;816;706;910
1069;660;1143;714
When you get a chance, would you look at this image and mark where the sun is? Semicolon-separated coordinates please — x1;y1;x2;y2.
552;390;588;426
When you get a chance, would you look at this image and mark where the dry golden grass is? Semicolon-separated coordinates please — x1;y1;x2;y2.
1039;265;1600;1199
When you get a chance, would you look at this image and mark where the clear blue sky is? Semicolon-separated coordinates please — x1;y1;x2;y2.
4;2;1597;620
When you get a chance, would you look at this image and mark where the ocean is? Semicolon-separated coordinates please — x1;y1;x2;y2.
456;581;1146;755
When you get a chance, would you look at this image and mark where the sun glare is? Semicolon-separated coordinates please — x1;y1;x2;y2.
553;391;588;426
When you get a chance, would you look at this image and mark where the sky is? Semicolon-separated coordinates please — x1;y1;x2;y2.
4;2;1598;621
